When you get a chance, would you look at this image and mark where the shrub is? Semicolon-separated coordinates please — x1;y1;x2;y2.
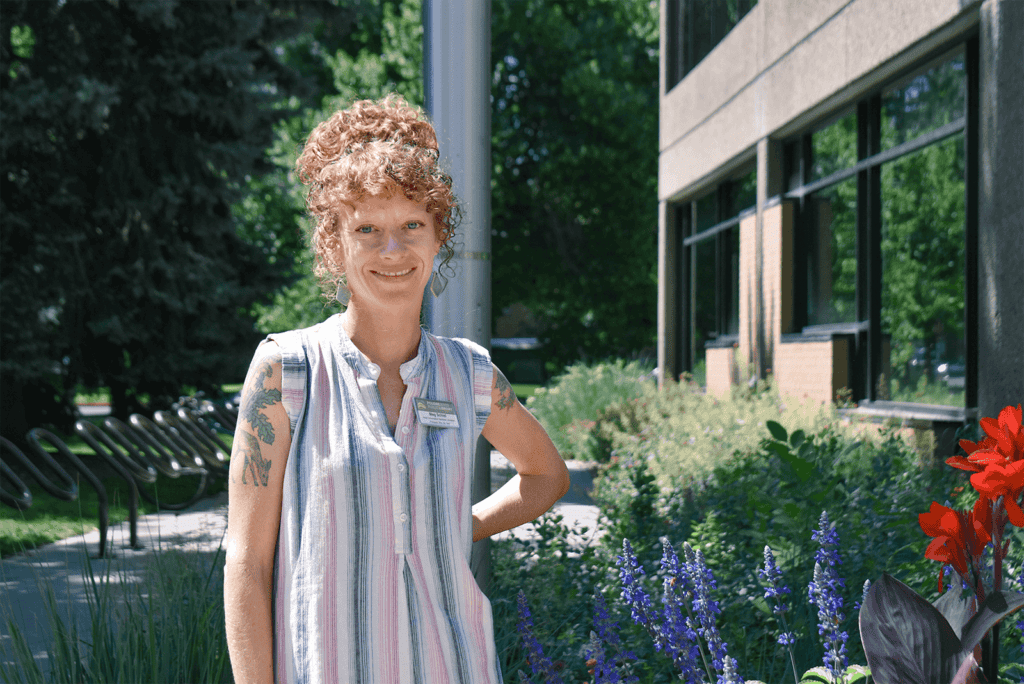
526;359;655;462
591;375;855;482
520;414;1024;682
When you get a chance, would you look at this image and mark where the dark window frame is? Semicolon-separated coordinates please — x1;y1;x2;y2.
676;165;756;376
783;40;979;410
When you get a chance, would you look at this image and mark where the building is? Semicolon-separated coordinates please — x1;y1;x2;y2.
657;0;1023;447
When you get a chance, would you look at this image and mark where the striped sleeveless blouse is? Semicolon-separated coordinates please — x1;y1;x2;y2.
265;314;503;684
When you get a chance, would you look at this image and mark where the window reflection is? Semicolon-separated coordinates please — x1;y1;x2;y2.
882;51;965;150
695;191;717;233
879;135;965;406
728;168;756;217
806;177;857;325
811;110;857;182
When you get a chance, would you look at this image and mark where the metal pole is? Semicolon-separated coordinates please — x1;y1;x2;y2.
423;0;493;592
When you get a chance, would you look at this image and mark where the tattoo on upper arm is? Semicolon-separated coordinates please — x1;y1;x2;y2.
241;357;282;444
237;353;282;487
494;367;515;412
239;432;273;487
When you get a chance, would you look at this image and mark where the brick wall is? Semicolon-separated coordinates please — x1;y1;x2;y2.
738;213;756;384
774;337;850;404
762;202;794;370
706;346;735;398
775;341;835;404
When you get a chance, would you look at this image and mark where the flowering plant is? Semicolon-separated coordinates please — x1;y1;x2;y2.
859;404;1024;683
514;405;1024;683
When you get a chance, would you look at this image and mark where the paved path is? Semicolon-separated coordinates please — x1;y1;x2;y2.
0;454;601;671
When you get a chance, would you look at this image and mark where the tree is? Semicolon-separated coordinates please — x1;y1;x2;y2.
491;0;660;370
0;0;366;435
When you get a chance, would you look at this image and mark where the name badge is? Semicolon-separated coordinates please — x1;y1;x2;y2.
413;398;460;429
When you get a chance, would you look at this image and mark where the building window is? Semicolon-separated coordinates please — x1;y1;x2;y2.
678;166;755;384
666;0;758;90
785;45;974;409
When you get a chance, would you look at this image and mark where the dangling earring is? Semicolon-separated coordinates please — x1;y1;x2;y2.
429;270;447;297
336;279;351;306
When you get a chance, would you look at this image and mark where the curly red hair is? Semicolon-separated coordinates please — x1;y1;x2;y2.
296;94;460;287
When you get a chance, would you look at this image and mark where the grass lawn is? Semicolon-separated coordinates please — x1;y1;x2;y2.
512;383;540;402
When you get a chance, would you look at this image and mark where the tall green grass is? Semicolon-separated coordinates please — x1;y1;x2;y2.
0;543;231;683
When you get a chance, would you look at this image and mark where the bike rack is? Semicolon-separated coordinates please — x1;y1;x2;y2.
3;394;233;557
75;420;157;549
102;417;209;510
20;430;111;558
176;407;231;466
200;399;238;434
154;410;229;476
1;438;36;510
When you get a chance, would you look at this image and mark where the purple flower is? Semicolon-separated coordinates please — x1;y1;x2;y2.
853;579;871;612
619;538;712;681
808;512;849;680
659;539;708;680
757;545;795;646
683;542;736;678
584;593;639;684
617;539;656;628
720;655;742;684
516;590;564;684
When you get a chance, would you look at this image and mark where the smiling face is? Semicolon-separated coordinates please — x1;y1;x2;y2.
335;193;441;310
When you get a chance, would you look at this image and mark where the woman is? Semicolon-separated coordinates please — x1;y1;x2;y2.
224;95;570;684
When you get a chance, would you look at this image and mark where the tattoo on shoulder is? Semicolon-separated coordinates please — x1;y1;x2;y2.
242;354;282;445
239;432;272;487
494;367;516;412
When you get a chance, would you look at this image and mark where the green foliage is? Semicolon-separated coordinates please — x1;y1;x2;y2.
588;376;845;486
0;545;230;682
0;0;369;430
490;511;612;683
499;388;1024;681
524;359;655;461
491;0;660;368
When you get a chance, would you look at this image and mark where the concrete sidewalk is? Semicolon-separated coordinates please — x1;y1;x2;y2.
1;454;602;670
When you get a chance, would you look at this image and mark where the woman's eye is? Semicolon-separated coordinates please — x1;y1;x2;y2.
406;221;421;230
357;225;373;234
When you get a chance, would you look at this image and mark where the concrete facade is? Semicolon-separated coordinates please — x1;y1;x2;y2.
659;0;979;202
976;0;1024;421
659;0;1023;425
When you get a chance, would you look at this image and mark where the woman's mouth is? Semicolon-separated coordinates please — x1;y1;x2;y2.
372;267;414;278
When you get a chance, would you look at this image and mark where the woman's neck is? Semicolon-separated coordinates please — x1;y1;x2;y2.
341;302;423;371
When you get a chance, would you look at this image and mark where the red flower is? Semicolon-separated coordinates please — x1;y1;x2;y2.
970;460;1024;527
919;498;993;592
965;404;1024;469
946;453;985;472
947;405;1024;471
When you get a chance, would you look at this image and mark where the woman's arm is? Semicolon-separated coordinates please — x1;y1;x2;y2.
224;342;292;684
474;365;570;541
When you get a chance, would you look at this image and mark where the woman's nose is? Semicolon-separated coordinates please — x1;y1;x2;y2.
380;233;405;256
